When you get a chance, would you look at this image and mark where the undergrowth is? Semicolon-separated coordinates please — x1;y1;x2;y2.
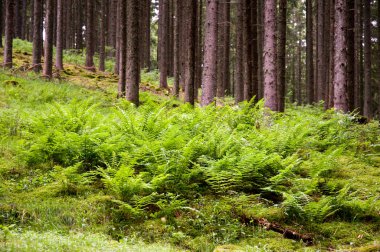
0;40;379;251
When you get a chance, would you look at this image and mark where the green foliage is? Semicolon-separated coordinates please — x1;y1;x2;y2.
0;70;379;250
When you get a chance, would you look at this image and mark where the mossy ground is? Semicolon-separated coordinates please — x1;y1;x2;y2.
0;40;379;251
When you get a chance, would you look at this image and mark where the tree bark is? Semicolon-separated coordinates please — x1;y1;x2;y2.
0;0;3;48
251;0;258;99
3;0;14;68
363;0;371;118
306;0;314;104
117;0;127;97
277;0;287;111
126;0;140;105
263;0;278;111
43;0;54;78
99;0;106;72
85;0;95;70
201;0;218;106
55;0;64;70
333;0;348;112
158;0;169;88
243;0;253;101
173;0;180;97
347;0;355;111
316;0;326;102
235;0;244;103
184;0;197;105
32;0;43;72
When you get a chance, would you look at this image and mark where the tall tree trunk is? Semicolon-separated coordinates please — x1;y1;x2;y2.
333;0;348;112
85;0;95;70
378;0;380;117
117;0;126;97
316;0;326;102
243;0;253;101
3;0;14;68
347;0;355;111
194;0;203;100
158;0;169;88
263;0;278;111
363;0;371;118
257;0;264;99
43;0;54;78
306;0;314;104
99;0;106;71
235;0;244;103
277;0;287;111
0;0;3;48
21;0;27;39
354;0;363;112
201;0;218;106
251;0;258;99
183;0;197;105
32;0;42;72
328;0;335;109
324;0;332;109
173;0;180;97
126;0;140;105
55;0;64;70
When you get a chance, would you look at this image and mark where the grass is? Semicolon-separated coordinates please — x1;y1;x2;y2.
0;39;379;251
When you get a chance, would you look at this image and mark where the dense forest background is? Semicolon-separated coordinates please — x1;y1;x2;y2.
1;0;380;118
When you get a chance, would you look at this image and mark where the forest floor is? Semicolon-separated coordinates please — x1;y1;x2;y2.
0;40;380;251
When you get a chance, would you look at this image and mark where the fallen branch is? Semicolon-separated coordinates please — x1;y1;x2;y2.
239;214;313;245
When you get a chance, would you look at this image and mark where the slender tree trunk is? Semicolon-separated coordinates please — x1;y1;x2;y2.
173;0;180;97
243;0;253;101
21;0;27;39
201;0;218;106
363;0;371;118
378;0;380;117
32;0;42;72
126;0;140;105
85;0;95;70
0;0;3;48
324;0;332;109
55;0;64;70
194;0;203;100
184;0;197;105
263;0;278;111
316;0;326;102
328;0;335;109
333;0;348;112
347;0;355;111
158;0;169;88
99;0;106;71
277;0;287;111
118;0;126;97
257;0;264;99
43;0;54;78
251;0;258;99
354;0;363;112
235;0;244;103
306;0;314;104
3;0;14;68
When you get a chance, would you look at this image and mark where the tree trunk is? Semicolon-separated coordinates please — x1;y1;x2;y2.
99;0;106;71
235;0;244;103
32;0;42;72
363;0;371;118
117;0;126;97
243;0;253;101
184;0;197;105
126;0;140;105
251;0;258;99
354;0;362;111
347;0;355;111
43;0;54;78
328;0;335;109
306;0;314;104
316;0;326;102
173;0;180;97
4;0;14;68
277;0;287;111
333;0;348;112
378;0;380;117
263;0;278;111
201;0;218;106
0;0;3;48
158;0;169;88
85;0;95;70
55;0;64;70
